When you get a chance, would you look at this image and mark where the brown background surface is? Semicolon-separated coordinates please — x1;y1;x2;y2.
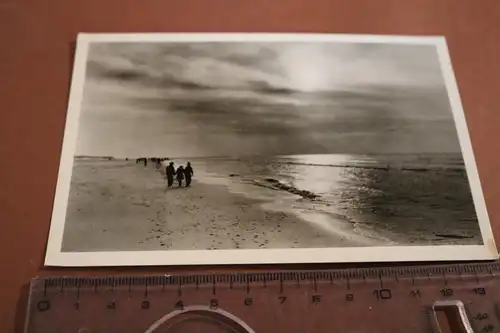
1;0;500;332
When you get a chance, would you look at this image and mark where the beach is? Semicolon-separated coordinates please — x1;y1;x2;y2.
61;158;370;252
61;153;483;252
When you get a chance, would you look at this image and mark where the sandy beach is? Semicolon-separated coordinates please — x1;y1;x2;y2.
61;159;367;252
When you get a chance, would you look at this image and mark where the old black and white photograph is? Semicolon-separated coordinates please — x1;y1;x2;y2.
45;33;496;266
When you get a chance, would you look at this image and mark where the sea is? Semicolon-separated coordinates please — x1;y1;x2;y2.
181;153;484;246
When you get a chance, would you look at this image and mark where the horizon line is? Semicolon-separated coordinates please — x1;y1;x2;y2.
74;151;465;159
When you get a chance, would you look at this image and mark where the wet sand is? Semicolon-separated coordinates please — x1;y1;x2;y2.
61;159;366;252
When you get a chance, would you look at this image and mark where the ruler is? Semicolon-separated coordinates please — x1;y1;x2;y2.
23;262;500;333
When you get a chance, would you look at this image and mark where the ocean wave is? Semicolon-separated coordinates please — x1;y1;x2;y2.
275;161;466;172
249;177;321;200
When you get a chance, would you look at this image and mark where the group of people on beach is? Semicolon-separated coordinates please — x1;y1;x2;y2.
135;157;194;188
164;161;194;188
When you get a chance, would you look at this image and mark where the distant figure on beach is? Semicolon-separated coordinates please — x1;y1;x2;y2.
136;158;147;166
165;162;176;187
155;158;162;171
184;162;194;187
176;166;185;187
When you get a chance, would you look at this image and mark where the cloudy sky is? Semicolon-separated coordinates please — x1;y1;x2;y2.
75;40;461;158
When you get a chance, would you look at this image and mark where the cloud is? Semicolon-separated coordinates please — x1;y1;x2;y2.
86;43;289;91
85;41;445;92
76;40;460;157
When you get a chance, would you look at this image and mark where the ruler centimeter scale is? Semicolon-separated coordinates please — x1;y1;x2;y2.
24;262;500;333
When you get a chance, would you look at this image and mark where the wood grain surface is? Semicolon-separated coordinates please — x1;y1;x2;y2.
1;0;500;332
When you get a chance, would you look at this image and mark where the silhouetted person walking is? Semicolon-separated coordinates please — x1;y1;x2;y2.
184;162;194;187
165;162;175;188
176;166;185;187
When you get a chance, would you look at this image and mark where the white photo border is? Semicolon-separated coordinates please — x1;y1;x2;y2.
44;33;498;267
